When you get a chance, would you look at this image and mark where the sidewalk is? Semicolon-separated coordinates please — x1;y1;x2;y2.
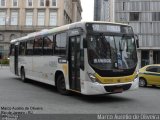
0;65;9;69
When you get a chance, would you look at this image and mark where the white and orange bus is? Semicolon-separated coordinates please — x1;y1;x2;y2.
10;21;139;95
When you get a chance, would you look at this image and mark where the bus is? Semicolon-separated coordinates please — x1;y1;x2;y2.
10;21;139;95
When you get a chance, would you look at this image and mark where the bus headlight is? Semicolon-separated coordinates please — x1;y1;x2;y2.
88;73;101;83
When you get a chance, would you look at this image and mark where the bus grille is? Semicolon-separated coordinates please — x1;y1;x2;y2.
104;84;131;93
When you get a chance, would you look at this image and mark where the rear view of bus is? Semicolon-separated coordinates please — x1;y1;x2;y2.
83;22;139;95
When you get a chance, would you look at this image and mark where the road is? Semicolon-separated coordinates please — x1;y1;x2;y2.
0;67;160;114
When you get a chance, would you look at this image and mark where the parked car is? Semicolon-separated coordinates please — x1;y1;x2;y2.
139;64;160;87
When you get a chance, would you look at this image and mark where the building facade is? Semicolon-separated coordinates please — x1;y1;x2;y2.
0;0;82;59
94;0;114;21
94;0;160;67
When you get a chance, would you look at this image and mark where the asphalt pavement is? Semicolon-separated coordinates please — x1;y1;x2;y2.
0;67;160;114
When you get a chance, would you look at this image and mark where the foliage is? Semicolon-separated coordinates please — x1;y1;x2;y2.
0;59;9;65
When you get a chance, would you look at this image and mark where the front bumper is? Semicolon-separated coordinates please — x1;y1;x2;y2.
82;77;139;95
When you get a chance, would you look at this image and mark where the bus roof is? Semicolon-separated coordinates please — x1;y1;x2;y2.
48;21;130;33
10;21;130;44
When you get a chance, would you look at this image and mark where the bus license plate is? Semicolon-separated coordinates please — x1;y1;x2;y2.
113;88;123;93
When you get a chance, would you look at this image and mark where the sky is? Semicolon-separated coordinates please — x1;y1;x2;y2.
81;0;94;21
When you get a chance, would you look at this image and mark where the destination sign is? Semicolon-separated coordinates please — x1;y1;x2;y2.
87;23;133;34
93;24;121;33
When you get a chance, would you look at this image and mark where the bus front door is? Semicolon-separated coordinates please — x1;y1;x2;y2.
14;45;19;75
69;36;81;92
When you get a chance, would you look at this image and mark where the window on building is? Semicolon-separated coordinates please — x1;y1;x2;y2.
54;33;67;55
12;0;18;7
141;51;149;67
51;0;57;6
49;11;57;26
34;37;43;55
0;0;5;6
141;2;150;11
27;0;33;7
26;10;33;26
153;51;160;64
0;11;6;25
43;35;53;55
0;34;4;41
39;0;45;6
152;12;160;21
46;0;49;6
122;2;125;11
130;12;140;21
11;10;18;25
38;10;45;26
130;1;140;11
102;0;109;21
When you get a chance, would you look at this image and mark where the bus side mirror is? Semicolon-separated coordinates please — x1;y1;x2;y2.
135;34;139;48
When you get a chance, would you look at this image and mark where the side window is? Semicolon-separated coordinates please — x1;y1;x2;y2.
43;35;53;55
54;33;67;55
19;42;26;56
146;66;158;73
26;40;34;55
34;37;43;55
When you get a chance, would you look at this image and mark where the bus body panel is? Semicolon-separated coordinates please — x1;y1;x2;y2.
17;56;70;88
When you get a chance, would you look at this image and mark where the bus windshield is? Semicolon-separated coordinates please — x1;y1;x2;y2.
87;34;137;71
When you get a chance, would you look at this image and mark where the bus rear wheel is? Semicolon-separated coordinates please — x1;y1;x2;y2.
56;75;69;95
21;68;27;82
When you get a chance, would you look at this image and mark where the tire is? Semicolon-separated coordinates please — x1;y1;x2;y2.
139;78;147;87
56;75;69;95
20;68;27;83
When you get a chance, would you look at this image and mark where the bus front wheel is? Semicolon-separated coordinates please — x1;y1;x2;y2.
21;68;27;82
56;75;69;95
